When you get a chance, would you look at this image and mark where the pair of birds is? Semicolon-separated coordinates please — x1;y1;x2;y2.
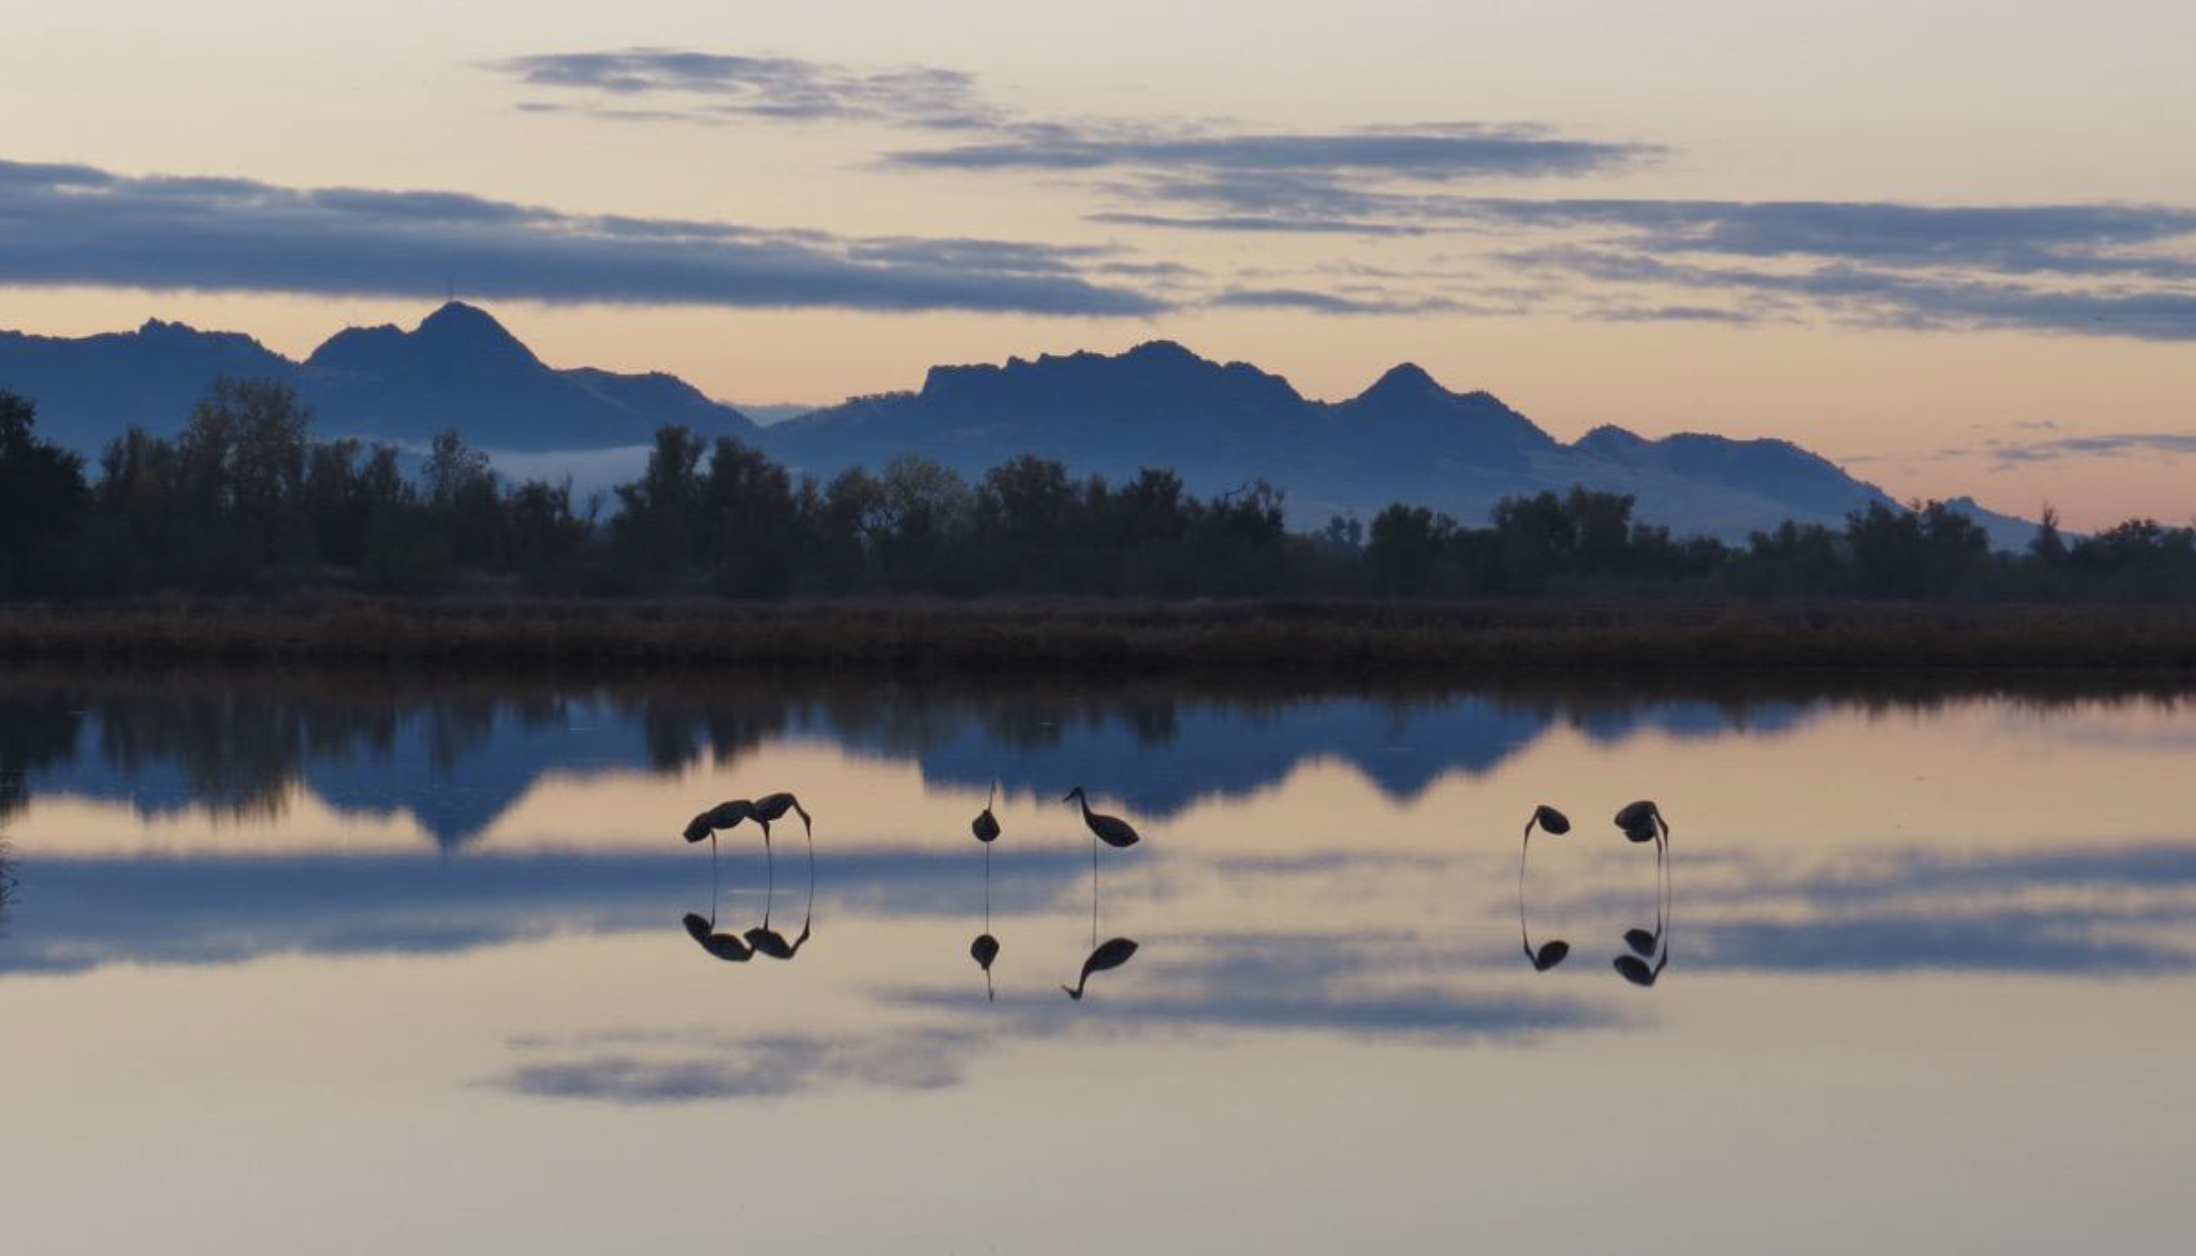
1520;800;1672;985
681;792;816;964
969;784;1142;1000
970;784;1141;849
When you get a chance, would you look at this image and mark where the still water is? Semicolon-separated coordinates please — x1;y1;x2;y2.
2;671;2192;1254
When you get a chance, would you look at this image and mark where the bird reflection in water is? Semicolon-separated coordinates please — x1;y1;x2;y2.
678;792;816;965
680;824;754;963
1063;937;1139;1001
971;784;1001;999
1519;804;1571;972
1612;801;1673;987
1062;787;1140;1001
747;792;815;961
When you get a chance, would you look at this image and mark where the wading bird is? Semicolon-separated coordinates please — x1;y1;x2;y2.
1519;804;1572;971
751;792;813;847
1065;786;1140;941
1062;937;1139;1001
683;799;757;882
1614;800;1669;847
1063;786;1140;849
972;783;1001;844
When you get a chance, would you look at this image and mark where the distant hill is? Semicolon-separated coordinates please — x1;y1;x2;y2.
0;304;2040;547
762;341;2043;549
0;302;754;452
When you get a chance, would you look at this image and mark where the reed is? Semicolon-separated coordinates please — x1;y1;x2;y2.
2;597;2194;675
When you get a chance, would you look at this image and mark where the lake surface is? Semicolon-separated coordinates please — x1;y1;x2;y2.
2;670;2192;1254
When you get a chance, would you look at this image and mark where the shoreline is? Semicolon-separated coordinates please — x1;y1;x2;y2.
2;597;2195;675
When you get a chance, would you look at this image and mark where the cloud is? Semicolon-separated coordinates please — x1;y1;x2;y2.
1208;286;1480;316
0;158;1164;316
486;48;992;128
889;125;1656;180
1982;431;2196;464
1504;245;2196;340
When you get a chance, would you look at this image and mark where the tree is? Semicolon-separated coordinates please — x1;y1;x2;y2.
0;392;86;594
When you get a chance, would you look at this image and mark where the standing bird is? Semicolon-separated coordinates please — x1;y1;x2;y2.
1065;786;1139;946
1062;937;1139;1001
1519;804;1572;972
1063;787;1140;849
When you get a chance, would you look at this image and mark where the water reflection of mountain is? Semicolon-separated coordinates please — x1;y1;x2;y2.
2;672;2182;844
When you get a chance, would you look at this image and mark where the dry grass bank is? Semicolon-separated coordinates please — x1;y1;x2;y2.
1;597;2194;675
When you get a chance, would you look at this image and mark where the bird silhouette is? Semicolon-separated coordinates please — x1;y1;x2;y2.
1614;949;1668;987
750;792;813;847
971;783;1001;844
1063;786;1140;848
1520;804;1572;972
683;799;757;885
1614;800;1669;847
746;918;812;960
1062;937;1139;1000
681;834;756;964
683;911;755;963
970;932;1001;1000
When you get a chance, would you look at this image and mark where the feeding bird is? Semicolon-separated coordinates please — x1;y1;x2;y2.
1614;800;1669;846
972;783;1001;844
750;792;813;847
1614;804;1674;986
1062;937;1139;1001
1519;804;1572;972
683;798;759;892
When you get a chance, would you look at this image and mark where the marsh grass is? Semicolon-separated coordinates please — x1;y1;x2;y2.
1;597;2194;675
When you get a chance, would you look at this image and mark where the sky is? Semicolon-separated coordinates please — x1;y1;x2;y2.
3;0;2194;528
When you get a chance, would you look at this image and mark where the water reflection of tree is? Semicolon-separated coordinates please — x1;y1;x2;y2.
0;668;2188;843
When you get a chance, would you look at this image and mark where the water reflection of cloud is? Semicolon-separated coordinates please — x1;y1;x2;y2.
497;1029;979;1103
491;938;1615;1105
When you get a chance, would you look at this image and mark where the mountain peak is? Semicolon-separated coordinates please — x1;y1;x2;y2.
415;301;527;350
1358;362;1446;402
1121;339;1202;364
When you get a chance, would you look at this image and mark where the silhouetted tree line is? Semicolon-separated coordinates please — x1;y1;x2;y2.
3;381;2193;602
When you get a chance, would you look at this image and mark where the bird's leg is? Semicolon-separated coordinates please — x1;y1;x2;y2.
1519;834;1533;961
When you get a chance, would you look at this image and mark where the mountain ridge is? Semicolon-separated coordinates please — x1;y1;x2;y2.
0;303;2040;547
